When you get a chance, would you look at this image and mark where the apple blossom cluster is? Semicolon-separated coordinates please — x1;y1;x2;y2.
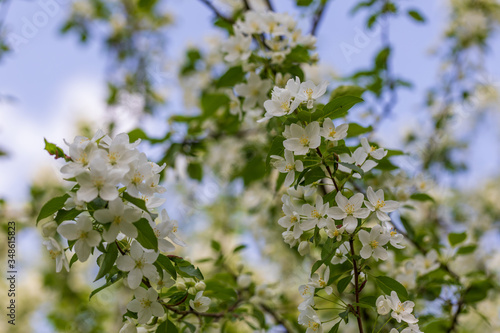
38;131;211;332
259;78;423;332
222;10;316;65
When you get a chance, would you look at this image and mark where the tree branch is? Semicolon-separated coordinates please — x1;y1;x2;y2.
349;237;364;333
260;303;295;333
310;0;330;36
197;0;234;23
316;147;339;192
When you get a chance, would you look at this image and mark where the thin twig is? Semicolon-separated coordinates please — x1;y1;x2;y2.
197;0;234;23
310;0;330;36
316;147;339;191
349;237;364;333
260;303;294;333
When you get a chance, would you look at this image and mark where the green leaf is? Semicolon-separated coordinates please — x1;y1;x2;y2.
94;242;118;282
128;128;148;142
157;254;177;279
359;296;377;307
330;85;365;99
338;162;364;177
448;232;467;246
346;123;373;138
457;245;476;255
376;276;409;300
211;240;221;252
302;166;327;185
375;47;391;68
44;138;71;161
138;0;158;10
266;136;286;169
216;66;244;88
408;9;425;22
170;257;204;280
89;273;123;300
337;276;352;294
328;321;341;333
37;194;70;224
286;45;310;63
233;244;247;253
410;193;435;203
122;192;149;212
399;215;415;240
133;218;158;251
54;208;82;225
201;93;229;118
69;253;78;268
316;96;364;120
187;162;203;181
464;280;493;303
297;0;313;6
156;319;178;333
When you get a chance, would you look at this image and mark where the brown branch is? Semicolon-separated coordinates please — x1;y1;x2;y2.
197;0;234;23
446;291;467;333
260;303;295;333
264;0;274;11
311;0;330;36
316;147;339;192
349;237;364;333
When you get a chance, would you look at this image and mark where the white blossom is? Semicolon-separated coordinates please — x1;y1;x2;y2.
43;237;69;272
75;158;121;202
364;186;399;222
189;291;211;312
319;118;348;142
283;122;321;155
271;149;304;187
57;215;101;262
296;80;328;109
327;192;370;233
127;287;164;324
360;137;387;160
331;242;350;264
94;198;141;242
359;225;390;261
116;241;159;289
338;147;378;178
234;72;272;110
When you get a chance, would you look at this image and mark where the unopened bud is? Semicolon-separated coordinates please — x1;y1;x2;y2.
298;241;310;256
195;281;206;291
42;221;58;238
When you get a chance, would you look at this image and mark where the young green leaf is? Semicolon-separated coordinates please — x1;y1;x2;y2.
37;194;70;224
133;218;159;251
94;242;118;282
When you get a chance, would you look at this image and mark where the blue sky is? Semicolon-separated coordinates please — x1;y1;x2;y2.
0;0;499;204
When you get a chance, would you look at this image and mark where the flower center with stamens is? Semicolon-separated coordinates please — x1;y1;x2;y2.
280;101;290;112
131;173;144;185
319;278;326;287
93;177;105;190
135;258;145;270
375;199;385;210
329;129;336;137
370;240;379;248
304;88;313;99
300;136;310;146
139;298;151;308
370;145;377;152
108;152;119;165
290;215;298;224
311;209;321;219
113;216;122;225
390;231;397;237
48;250;61;259
285;164;294;172
78;230;88;240
344;203;355;215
